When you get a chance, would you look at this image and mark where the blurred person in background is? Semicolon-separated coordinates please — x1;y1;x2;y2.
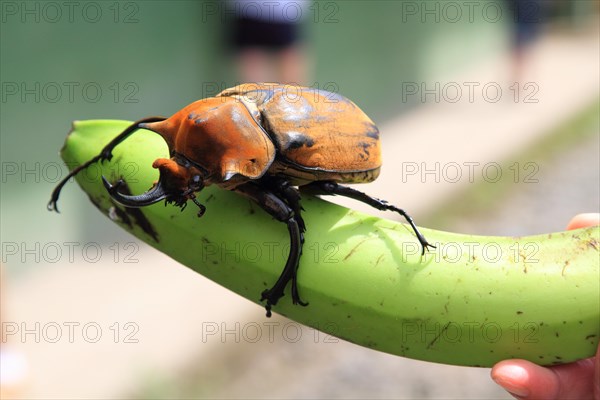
228;0;311;84
504;0;543;83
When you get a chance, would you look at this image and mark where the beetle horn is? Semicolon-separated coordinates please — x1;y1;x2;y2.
102;176;169;207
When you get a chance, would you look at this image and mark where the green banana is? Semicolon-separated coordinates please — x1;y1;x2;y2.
54;119;599;368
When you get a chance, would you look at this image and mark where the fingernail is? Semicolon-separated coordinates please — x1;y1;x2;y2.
492;375;530;398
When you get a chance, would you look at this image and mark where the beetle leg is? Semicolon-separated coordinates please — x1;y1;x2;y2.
233;182;308;317
269;178;306;237
190;196;206;217
266;179;309;307
48;116;166;212
301;181;435;255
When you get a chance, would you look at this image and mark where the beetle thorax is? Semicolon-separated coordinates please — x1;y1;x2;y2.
143;97;276;186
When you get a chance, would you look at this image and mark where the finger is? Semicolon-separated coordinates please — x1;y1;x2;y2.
566;213;600;230
491;358;596;399
594;342;600;400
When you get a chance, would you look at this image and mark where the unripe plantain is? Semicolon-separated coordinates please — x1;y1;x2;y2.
55;120;599;367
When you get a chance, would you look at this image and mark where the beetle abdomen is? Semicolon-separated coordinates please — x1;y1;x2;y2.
218;84;382;179
268;160;381;186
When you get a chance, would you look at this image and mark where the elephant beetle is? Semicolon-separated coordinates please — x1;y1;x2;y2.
48;83;434;317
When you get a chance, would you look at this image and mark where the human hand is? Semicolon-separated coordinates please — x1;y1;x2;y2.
491;213;600;399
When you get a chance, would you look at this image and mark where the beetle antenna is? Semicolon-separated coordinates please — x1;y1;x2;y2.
47;116;166;212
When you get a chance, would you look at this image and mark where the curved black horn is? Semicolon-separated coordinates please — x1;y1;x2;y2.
102;176;169;207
